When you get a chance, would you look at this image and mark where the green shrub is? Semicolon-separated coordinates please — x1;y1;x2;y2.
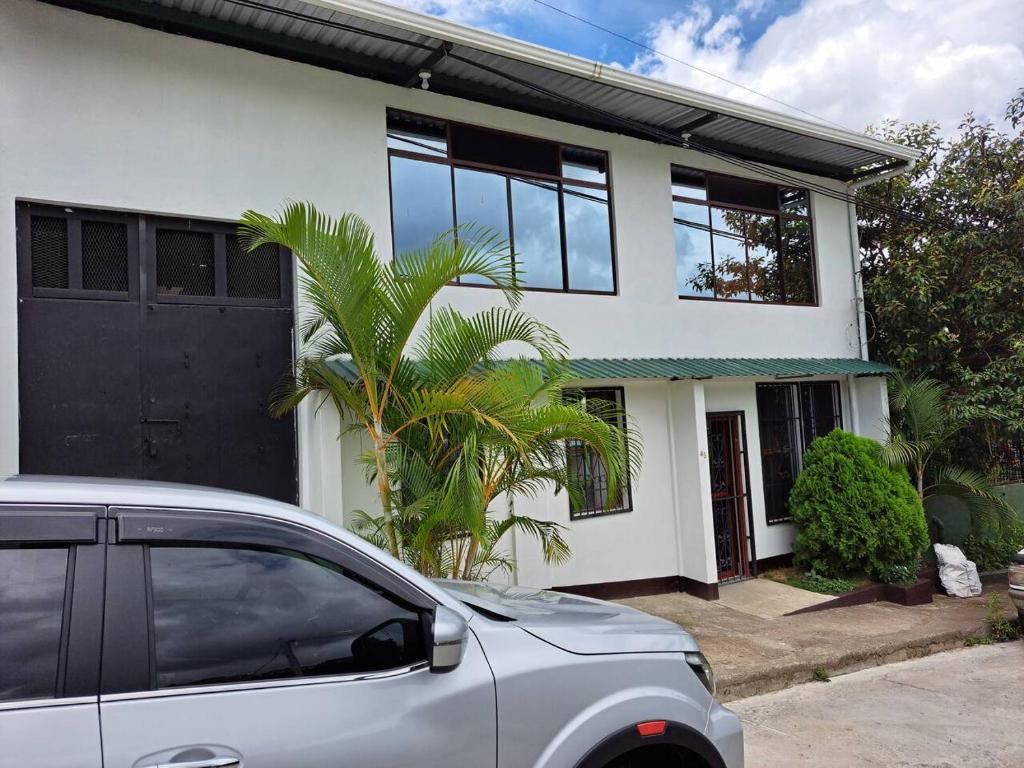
876;561;921;585
962;520;1024;572
789;430;929;580
788;572;857;594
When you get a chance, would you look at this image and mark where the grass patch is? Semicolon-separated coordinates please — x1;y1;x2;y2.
812;668;831;682
985;594;1022;643
788;572;858;595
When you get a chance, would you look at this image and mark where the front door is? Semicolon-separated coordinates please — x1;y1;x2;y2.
706;413;751;581
16;203;297;502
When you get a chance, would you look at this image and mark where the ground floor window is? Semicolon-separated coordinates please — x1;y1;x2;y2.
755;381;842;524
564;387;632;519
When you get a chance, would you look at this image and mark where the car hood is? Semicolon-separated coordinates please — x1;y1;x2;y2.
439;580;698;655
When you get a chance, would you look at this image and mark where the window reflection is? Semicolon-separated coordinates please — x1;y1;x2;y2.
390;156;454;265
564;185;613;292
149;546;425;689
710;209;750;300
0;547;67;702
387;111;616;294
511;178;563;290
455;168;509;286
674;201;713;297
672;165;815;304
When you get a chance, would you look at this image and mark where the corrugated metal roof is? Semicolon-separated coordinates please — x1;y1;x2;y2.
57;0;921;181
325;357;893;382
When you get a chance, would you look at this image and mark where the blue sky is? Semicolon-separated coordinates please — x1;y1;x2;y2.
387;0;1024;135
434;0;801;64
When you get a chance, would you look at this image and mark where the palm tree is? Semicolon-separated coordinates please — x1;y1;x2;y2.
239;203;563;558
357;358;641;579
882;373;1014;528
239;204;639;577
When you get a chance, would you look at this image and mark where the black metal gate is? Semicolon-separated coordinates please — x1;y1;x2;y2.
16;202;298;503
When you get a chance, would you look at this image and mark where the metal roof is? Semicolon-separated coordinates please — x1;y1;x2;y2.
326;357;893;382
50;0;921;181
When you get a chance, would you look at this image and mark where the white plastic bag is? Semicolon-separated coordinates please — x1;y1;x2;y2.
933;543;983;598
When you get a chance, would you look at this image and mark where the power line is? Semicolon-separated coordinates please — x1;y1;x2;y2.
529;0;851;131
205;0;955;233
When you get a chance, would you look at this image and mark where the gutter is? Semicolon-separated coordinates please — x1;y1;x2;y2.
307;0;921;165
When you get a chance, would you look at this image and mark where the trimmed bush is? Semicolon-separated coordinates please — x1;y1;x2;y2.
789;429;928;579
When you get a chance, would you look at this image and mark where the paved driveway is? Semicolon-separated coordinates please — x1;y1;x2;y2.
731;643;1024;767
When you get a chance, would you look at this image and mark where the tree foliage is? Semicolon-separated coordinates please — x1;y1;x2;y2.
240;204;640;577
858;90;1024;459
882;373;1015;529
790;430;928;579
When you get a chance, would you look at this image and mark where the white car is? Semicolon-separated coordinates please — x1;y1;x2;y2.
0;475;743;768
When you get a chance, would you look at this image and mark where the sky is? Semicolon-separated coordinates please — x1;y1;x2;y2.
383;0;1024;136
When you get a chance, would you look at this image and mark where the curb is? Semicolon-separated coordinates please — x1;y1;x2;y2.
715;625;985;702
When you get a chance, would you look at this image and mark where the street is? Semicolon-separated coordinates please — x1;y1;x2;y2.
732;643;1024;767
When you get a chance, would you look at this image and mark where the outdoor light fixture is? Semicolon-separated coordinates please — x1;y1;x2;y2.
418;69;432;90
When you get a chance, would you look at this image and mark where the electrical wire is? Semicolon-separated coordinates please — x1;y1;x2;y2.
203;0;964;234
529;0;851;131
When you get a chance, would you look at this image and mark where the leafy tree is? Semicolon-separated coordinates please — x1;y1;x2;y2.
240;204;637;576
858;90;1024;461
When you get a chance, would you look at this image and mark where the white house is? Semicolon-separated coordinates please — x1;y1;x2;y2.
1;0;920;599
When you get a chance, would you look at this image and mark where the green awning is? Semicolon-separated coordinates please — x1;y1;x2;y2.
561;357;893;380
326;357;892;382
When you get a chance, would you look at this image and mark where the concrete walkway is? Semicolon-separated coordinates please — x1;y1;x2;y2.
716;578;832;619
620;584;1015;700
733;643;1024;767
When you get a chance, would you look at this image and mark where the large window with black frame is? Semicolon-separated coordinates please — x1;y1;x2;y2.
386;110;617;294
672;166;816;305
564;387;632;519
756;381;842;524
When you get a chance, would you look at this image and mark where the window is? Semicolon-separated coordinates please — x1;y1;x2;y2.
0;547;69;702
22;206;135;298
565;387;632;519
756;382;842;524
152;219;288;305
387;110;616;294
672;166;816;305
148;546;426;689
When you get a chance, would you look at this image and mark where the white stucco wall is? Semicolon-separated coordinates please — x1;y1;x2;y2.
0;1;879;588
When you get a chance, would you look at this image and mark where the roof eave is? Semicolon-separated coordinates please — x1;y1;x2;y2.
311;0;922;167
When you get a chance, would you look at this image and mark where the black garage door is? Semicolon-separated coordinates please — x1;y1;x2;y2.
16;202;298;503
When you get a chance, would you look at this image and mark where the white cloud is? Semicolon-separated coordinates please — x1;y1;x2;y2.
632;0;1024;134
380;0;527;28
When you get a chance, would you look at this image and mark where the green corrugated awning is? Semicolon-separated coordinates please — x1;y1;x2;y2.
562;357;893;380
326;357;892;382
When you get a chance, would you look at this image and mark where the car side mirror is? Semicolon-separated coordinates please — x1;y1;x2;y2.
430;605;469;673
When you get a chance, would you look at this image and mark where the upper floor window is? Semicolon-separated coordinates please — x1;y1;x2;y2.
387;110;617;294
672;167;816;305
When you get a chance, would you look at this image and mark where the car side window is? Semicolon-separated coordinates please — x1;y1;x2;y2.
0;547;70;702
148;546;427;689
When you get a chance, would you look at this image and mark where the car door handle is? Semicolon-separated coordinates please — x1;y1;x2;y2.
149;759;240;768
